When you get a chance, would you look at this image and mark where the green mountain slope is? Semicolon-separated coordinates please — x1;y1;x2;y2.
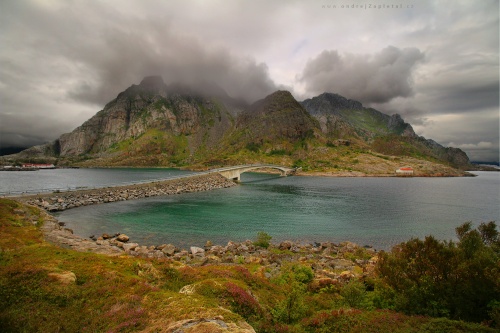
300;93;470;169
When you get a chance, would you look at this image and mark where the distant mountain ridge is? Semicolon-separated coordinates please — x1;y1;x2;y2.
3;76;471;174
300;93;470;168
301;92;416;139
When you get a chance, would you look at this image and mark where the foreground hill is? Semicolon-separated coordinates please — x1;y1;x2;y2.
1;198;497;332
2;77;471;175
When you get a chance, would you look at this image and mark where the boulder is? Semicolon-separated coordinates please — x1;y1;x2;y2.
279;240;293;250
116;234;129;242
161;244;176;256
122;242;139;252
190;246;205;256
114;240;124;248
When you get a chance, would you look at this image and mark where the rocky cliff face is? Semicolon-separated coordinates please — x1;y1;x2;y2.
55;76;244;161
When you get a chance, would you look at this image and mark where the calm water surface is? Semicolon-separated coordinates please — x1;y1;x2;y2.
47;171;500;251
0;168;193;195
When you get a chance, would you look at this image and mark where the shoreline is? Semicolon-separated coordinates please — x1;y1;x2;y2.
36;204;379;284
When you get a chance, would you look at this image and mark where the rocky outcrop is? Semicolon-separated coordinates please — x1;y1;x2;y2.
166;318;256;333
43;212;378;282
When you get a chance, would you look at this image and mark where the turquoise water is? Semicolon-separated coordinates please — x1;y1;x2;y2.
54;171;500;251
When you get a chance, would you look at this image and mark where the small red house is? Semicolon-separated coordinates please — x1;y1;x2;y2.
396;167;414;176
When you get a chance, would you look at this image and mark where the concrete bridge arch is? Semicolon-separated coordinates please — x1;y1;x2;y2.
215;164;297;182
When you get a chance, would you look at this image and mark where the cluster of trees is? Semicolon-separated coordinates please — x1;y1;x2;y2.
377;221;499;324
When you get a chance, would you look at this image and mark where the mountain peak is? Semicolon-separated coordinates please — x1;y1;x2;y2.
237;90;319;142
314;93;363;111
253;90;299;112
266;90;294;98
139;76;165;89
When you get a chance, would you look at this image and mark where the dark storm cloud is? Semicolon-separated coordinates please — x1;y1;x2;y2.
66;22;278;105
0;2;280;104
299;46;425;104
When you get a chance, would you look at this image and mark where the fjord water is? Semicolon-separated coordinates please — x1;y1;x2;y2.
48;170;500;251
0;168;193;195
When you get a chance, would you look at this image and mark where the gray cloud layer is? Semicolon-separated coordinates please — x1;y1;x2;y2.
299;46;425;103
0;0;498;161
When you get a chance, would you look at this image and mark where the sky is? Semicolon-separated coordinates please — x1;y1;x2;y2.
0;0;498;162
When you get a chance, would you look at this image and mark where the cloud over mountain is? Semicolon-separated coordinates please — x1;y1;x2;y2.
66;22;278;106
299;46;425;104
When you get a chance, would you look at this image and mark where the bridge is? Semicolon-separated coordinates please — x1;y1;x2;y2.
210;164;297;182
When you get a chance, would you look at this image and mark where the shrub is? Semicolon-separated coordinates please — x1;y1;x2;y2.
246;142;261;153
268;149;288;156
377;222;499;323
271;280;307;324
254;231;272;249
271;264;314;324
340;280;367;309
292;265;314;284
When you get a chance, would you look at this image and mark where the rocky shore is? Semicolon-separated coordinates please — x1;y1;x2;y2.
39;207;377;284
19;173;236;212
